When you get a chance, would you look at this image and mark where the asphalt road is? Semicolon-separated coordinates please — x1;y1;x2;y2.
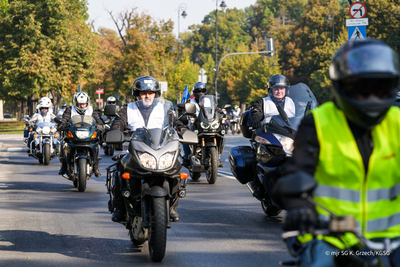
0;133;291;267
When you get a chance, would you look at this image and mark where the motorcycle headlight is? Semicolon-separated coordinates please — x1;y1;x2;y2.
76;130;90;139
42;126;51;134
51;127;57;133
137;152;157;170
36;128;42;134
211;121;220;129
158;152;175;169
273;134;294;156
200;122;210;129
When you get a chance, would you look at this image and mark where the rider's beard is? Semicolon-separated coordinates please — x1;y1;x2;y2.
142;97;154;107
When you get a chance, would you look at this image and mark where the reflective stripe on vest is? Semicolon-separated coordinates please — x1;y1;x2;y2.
312;102;400;239
261;96;295;124
126;102;165;131
71;106;93;117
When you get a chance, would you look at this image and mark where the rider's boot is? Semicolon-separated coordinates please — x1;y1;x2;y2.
93;162;101;178
170;199;180;222
58;161;67;176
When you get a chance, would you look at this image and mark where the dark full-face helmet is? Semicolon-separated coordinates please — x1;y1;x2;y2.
132;76;161;101
192;82;207;100
268;74;290;101
329;38;400;129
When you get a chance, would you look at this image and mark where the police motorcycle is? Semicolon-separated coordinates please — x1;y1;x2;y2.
23;116;58;165
56;115;102;192
229;83;317;216
104;100;198;262
230;114;241;135
185;95;226;184
274;173;397;267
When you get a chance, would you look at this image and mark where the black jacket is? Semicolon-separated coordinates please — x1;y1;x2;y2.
59;106;103;127
281;103;373;209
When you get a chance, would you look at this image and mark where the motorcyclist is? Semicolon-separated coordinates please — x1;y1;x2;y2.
232;105;241;117
57;102;68;116
280;39;400;265
110;76;184;223
57;92;103;177
181;82;225;167
248;74;295;129
106;96;117;105
26;97;56;152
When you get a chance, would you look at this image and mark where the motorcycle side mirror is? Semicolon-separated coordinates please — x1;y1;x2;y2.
273;172;318;198
276;103;291;127
184;103;196;115
54;116;62;124
22;118;28;123
105;129;125;144
104;104;118;117
179;129;198;145
24;115;30;118
177;103;185;110
223;104;231;109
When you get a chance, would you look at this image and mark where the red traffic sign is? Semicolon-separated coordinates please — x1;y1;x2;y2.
95;88;104;94
349;2;367;19
95;98;103;103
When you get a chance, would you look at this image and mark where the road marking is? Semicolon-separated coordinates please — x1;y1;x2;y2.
218;170;236;180
7;148;22;152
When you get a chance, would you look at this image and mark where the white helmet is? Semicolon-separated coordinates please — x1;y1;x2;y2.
39;97;52;109
73;92;90;114
107;96;116;105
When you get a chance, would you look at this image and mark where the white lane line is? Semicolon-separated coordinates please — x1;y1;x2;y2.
7;148;22;152
218;170;236;180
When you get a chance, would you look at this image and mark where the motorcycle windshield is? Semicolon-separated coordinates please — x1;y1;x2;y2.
70;115;95;128
131;99;177;150
35;122;56;128
199;95;216;121
269;83;318;131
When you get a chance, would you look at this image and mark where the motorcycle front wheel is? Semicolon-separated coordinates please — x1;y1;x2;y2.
43;143;50;165
148;197;167;262
206;147;218;184
77;158;87;192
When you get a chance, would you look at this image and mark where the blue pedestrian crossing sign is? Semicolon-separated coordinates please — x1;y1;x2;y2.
348;26;366;41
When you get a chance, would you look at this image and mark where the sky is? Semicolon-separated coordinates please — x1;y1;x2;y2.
86;0;255;36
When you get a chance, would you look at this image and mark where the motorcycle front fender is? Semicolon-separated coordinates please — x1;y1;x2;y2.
143;185;168;197
43;138;51;144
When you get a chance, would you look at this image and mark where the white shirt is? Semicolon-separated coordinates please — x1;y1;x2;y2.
261;96;295;124
126;102;165;131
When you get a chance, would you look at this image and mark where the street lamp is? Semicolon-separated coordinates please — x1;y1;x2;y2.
178;3;187;61
214;0;227;100
327;10;335;42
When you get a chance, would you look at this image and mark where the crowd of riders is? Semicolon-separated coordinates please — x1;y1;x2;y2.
21;37;400;266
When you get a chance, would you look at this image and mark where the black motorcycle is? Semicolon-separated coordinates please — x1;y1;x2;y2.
229;83;317;216
57;115;101;192
104;100;198;262
186;95;226;184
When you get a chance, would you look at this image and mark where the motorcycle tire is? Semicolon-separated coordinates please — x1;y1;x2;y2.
206;147;218;184
103;146;109;156
148;197;167;262
261;200;282;217
43;143;51;165
108;145;114;157
190;170;201;181
77;158;87;192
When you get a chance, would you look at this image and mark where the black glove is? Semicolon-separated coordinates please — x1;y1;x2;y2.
248;116;261;129
57;124;66;131
284;207;318;235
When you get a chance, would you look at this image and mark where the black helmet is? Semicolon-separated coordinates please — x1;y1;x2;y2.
61;102;68;109
268;74;290;100
192;82;207;100
329;38;400;129
132;76;161;101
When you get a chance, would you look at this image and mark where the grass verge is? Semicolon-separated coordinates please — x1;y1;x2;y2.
0;121;25;134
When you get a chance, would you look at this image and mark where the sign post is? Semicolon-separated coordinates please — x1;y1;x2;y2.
198;68;207;83
95;83;104;109
347;2;368;41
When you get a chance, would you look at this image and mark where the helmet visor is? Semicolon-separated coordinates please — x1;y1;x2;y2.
330;44;400;80
337;77;398;99
194;88;207;93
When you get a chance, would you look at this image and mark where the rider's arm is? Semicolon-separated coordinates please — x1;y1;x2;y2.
110;105;128;130
248;98;264;122
60;107;72;126
28;113;38;124
280;113;320;210
92;109;103;125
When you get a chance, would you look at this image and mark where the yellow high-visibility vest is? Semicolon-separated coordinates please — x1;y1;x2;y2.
312;102;400;240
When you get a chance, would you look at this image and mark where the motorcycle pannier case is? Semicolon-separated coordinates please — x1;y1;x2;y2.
240;110;252;139
229;146;255;184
